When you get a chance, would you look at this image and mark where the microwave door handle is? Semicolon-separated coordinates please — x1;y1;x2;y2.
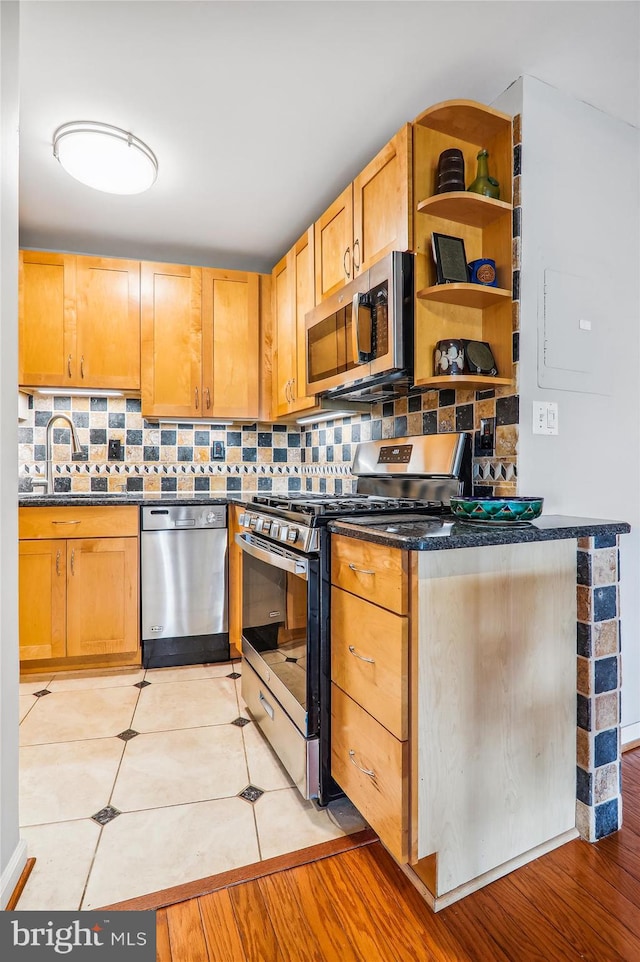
351;293;372;364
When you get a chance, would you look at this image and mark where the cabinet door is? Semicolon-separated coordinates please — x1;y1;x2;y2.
19;540;67;661
19;251;76;387
141;262;202;418
76;256;141;390
66;537;138;658
314;184;353;303
291;227;317;413
201;268;260;420
353;124;412;276
272;251;296;418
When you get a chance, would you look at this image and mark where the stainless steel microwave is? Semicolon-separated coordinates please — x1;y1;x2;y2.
304;251;414;402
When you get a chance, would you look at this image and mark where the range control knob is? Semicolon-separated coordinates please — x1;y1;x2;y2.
262;519;272;533
249;516;258;529
287;528;298;544
279;525;289;542
238;513;247;526
271;522;280;538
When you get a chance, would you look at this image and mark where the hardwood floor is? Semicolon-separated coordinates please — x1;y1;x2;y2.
149;749;640;961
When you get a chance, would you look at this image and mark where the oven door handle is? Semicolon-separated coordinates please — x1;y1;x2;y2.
235;533;308;580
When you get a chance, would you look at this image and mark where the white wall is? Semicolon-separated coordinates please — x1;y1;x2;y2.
0;0;26;907
494;76;640;739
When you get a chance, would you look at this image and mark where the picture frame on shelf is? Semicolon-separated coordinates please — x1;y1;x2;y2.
431;232;469;285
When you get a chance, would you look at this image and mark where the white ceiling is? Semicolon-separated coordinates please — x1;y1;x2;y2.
18;0;640;274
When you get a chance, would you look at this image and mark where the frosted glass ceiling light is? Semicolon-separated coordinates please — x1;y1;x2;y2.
53;121;158;195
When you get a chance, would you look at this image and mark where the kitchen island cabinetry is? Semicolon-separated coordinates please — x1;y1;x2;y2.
141;262;263;421
329;517;629;909
19;250;141;390
18;505;140;672
314;124;412;303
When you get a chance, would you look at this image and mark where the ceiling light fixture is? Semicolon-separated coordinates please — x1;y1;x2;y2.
53;121;158;195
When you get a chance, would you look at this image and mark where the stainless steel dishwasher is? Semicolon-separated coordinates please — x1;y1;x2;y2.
141;504;229;668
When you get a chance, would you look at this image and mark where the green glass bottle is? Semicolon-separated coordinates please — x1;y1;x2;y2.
467;149;500;199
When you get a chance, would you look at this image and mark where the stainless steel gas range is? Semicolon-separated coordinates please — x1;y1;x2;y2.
235;432;471;806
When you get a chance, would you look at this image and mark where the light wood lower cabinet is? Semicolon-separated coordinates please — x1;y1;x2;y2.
18;507;140;671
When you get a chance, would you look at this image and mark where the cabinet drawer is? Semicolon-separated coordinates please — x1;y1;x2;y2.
331;534;408;614
331;683;408;862
19;505;139;540
331;586;408;739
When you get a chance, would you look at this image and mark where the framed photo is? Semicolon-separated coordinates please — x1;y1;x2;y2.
431;232;469;284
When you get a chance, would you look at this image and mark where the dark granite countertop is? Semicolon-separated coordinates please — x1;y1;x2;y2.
18;492;234;508
328;513;631;551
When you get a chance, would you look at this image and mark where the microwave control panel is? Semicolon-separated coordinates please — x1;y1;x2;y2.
377;444;413;464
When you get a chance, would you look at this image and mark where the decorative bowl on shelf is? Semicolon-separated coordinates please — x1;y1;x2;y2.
449;496;544;525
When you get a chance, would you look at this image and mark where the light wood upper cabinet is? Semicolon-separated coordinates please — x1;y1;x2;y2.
19;251;141;390
314;124;412;303
201;268;260;420
272;228;317;418
75;256;140;389
19;251;76;387
141;261;203;418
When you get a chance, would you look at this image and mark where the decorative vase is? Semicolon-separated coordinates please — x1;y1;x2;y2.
434;339;465;376
467;149;500;199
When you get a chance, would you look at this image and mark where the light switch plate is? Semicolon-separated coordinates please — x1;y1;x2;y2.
532;401;559;435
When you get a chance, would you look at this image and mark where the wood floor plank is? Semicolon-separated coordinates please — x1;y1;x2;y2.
257;871;325;962
551;836;640;909
165;900;209;962
228;878;284;962
508;858;634;962
155;907;172;962
199;889;247;962
310;851;405;962
469;875;585;961
344;844;474;962
597;825;640;884
277;861;364;962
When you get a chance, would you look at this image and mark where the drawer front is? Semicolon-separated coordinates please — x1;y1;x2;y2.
331;534;408;614
19;505;139;540
331;586;408;740
331;683;408;862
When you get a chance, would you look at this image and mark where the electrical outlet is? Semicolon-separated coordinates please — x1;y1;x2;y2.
532;401;559;436
479;418;495;454
212;440;225;460
108;438;123;460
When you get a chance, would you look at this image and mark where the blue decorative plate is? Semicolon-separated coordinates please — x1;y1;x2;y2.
450;496;543;524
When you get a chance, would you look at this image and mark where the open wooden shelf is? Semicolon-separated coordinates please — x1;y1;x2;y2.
413;100;512;141
416;192;512;228
416;283;511;308
415;374;514;390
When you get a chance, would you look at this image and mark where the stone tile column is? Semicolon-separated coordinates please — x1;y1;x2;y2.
575;534;622;840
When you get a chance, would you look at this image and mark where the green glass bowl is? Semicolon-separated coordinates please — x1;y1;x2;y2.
450;496;544;524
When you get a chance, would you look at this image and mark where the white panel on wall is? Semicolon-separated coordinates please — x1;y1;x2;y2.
539;268;611;395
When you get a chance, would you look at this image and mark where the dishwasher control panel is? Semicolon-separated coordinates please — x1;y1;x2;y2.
141;505;227;530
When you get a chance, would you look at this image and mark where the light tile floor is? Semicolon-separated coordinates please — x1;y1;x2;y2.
17;660;366;910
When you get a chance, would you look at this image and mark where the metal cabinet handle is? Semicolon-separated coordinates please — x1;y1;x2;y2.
55;550;61;576
343;246;351;280
348;562;375;575
70;549;75;575
67;354;72;378
259;690;275;720
205;387;211;409
353;237;361;272
349;645;375;664
80;355;85;379
51;520;81;525
349;749;375;778
195;386;199;410
291;377;296;401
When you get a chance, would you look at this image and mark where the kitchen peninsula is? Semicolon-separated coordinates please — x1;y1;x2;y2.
328;514;629;909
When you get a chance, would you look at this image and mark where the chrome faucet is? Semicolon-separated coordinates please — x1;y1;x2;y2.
34;414;82;495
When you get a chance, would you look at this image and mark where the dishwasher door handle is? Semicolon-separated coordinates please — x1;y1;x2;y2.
174;519;196;527
235;533;308;580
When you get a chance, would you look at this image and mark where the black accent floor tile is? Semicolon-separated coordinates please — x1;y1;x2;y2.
33;689;51;697
227;671;241;680
92;805;121;825
117;729;139;741
134;680;151;689
238;785;264;803
285;657;298;663
231;716;251;727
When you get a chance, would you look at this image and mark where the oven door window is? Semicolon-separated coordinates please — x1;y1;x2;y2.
241;547;316;729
